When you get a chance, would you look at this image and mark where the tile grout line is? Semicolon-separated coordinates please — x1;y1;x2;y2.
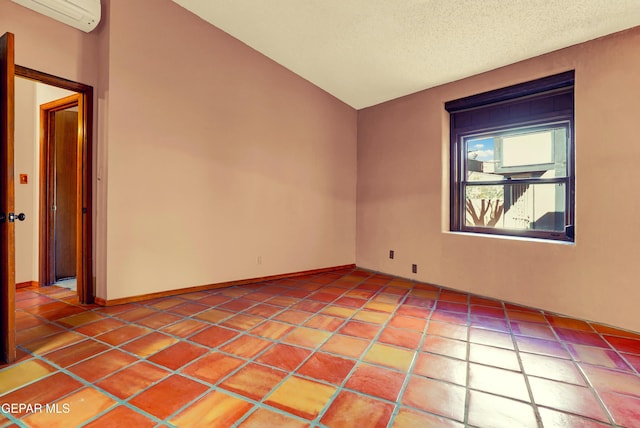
503;300;544;428
593;325;640;377
386;281;443;428
541;313;618;426
462;291;472;427
309;271;398;426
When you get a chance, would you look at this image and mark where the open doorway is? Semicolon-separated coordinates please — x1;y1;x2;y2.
15;82;77;292
14;66;93;304
41;93;81;290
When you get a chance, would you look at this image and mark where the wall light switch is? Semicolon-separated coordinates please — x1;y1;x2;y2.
19;174;28;184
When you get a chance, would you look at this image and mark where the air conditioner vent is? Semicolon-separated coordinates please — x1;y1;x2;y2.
11;0;101;33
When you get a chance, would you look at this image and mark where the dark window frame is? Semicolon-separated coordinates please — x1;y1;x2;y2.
446;71;575;242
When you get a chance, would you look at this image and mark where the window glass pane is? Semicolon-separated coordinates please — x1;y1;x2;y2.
465;184;505;227
465;126;568;181
502;132;552;166
465;182;566;232
495;128;567;178
466;137;504;182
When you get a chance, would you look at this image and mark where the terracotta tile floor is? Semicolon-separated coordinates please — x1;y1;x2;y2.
2;268;640;427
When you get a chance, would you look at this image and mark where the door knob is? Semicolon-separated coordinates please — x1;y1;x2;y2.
8;213;26;222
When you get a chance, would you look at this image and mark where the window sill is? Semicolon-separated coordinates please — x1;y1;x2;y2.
445;230;576;246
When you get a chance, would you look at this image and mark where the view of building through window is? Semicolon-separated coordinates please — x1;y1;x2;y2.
463;126;568;233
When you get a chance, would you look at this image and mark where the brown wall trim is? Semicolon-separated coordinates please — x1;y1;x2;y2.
16;281;38;289
94;264;356;306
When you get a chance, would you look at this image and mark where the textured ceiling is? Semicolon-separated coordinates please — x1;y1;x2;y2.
171;0;640;109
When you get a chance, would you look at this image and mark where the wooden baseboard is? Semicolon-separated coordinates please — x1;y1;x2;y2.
16;281;39;289
94;264;356;306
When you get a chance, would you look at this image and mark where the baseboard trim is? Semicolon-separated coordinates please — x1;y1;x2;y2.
94;264;356;307
16;281;39;289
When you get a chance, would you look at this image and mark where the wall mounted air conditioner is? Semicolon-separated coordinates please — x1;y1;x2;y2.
11;0;101;33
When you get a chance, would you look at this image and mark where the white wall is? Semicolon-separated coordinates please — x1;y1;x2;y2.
14;78;36;284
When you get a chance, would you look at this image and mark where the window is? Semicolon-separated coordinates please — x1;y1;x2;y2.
446;71;575;241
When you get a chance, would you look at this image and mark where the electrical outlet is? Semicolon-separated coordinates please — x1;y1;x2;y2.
412;264;417;274
389;250;394;259
257;256;262;265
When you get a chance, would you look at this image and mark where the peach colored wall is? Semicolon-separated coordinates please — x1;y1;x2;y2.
102;0;356;299
2;0;357;301
357;26;640;332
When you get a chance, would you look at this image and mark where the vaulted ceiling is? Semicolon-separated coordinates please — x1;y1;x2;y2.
171;1;640;109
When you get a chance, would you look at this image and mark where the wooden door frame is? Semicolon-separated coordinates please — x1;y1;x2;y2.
16;66;93;305
40;94;81;289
